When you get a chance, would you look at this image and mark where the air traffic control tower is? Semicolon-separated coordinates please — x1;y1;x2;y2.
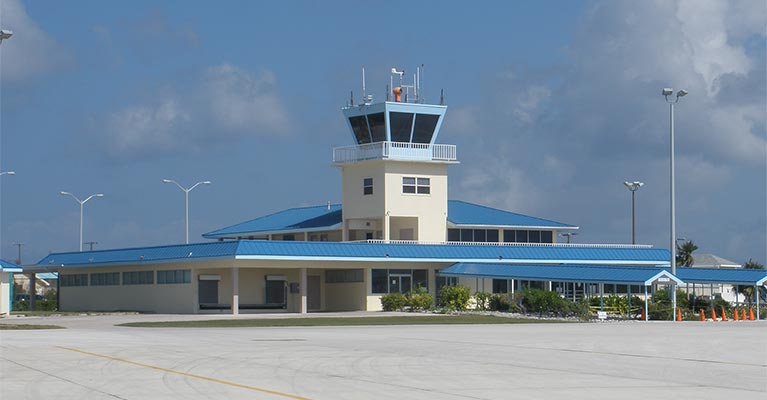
333;67;458;243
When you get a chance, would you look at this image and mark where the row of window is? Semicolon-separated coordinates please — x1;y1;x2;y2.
348;112;440;145
447;229;554;243
362;177;431;196
325;269;364;283
60;269;191;287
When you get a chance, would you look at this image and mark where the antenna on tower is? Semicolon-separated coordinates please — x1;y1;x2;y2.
420;64;424;103
350;91;354;106
362;66;366;99
440;89;445;105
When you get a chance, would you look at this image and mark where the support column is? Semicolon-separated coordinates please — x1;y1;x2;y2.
28;273;36;311
342;220;349;242
644;285;649;321
756;285;760;320
383;214;390;241
300;267;307;314
231;267;239;316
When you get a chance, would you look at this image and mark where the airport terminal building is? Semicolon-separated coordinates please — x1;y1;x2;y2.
30;73;763;315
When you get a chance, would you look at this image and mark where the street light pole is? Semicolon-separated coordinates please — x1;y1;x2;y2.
663;87;687;320
60;192;104;251
623;181;644;244
163;179;211;244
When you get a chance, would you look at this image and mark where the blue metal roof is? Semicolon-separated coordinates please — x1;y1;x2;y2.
447;200;577;228
37;241;241;268
0;259;23;272
673;267;767;286
440;263;683;285
36;240;669;268
203;205;342;239
203;200;577;239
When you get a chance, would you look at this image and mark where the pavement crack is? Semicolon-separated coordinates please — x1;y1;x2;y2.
1;357;129;399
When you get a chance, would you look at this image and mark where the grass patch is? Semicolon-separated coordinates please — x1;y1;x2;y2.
118;314;569;328
0;324;65;330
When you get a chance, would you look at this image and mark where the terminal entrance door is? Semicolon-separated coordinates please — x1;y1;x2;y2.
389;273;412;294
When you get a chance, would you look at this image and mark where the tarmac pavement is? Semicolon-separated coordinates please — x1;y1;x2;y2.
1;313;765;399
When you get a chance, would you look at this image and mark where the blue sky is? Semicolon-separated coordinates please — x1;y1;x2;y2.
1;0;765;266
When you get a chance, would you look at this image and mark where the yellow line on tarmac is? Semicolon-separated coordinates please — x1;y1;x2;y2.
55;346;310;400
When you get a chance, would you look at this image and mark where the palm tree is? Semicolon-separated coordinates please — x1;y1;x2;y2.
736;259;765;305
675;240;698;267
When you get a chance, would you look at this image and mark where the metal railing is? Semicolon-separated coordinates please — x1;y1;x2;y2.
333;141;457;164
354;239;654;248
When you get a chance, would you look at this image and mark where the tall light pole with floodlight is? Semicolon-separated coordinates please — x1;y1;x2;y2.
663;87;687;320
163;179;211;244
60;192;104;252
623;181;644;245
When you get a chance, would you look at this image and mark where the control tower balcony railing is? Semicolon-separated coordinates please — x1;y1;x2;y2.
333;141;457;164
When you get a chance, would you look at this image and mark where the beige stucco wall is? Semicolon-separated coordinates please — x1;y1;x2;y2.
341;160;449;242
57;258;470;314
341;161;387;223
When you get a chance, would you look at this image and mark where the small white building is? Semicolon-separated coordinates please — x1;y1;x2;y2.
1;260;23;316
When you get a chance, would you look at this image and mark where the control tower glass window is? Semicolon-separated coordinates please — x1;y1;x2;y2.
348;116;371;144
389;112;414;142
412;114;440;143
367;113;386;142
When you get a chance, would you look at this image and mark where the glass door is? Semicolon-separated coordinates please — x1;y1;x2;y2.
389;274;412;294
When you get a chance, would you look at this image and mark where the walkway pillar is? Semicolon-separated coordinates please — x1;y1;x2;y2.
300;267;307;314
756;285;760;320
644;285;649;321
231;267;239;315
28;273;36;311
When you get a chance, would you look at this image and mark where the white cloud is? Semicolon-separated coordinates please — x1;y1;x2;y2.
446;0;765;260
204;64;290;134
103;65;290;159
0;0;74;81
107;98;190;157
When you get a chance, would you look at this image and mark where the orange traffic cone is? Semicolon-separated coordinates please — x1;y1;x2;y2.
711;308;717;320
676;308;682;321
700;308;706;321
749;308;755;320
742;309;747;320
734;308;739;321
721;306;728;321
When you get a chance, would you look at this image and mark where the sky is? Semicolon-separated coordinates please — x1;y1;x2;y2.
0;0;765;266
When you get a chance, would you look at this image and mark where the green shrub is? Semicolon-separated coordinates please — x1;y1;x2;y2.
438;285;471;311
406;287;434;311
474;292;492;311
380;293;407;311
489;293;511;312
521;288;571;316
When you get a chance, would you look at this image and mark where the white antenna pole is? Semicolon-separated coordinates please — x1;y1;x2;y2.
416;66;420;101
362;66;366;99
421;64;425;103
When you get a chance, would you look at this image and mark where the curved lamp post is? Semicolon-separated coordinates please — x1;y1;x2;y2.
60;192;104;252
163;179;211;244
663;87;687;320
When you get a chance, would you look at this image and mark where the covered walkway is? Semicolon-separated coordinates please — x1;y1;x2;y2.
673;267;767;319
440;263;683;321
